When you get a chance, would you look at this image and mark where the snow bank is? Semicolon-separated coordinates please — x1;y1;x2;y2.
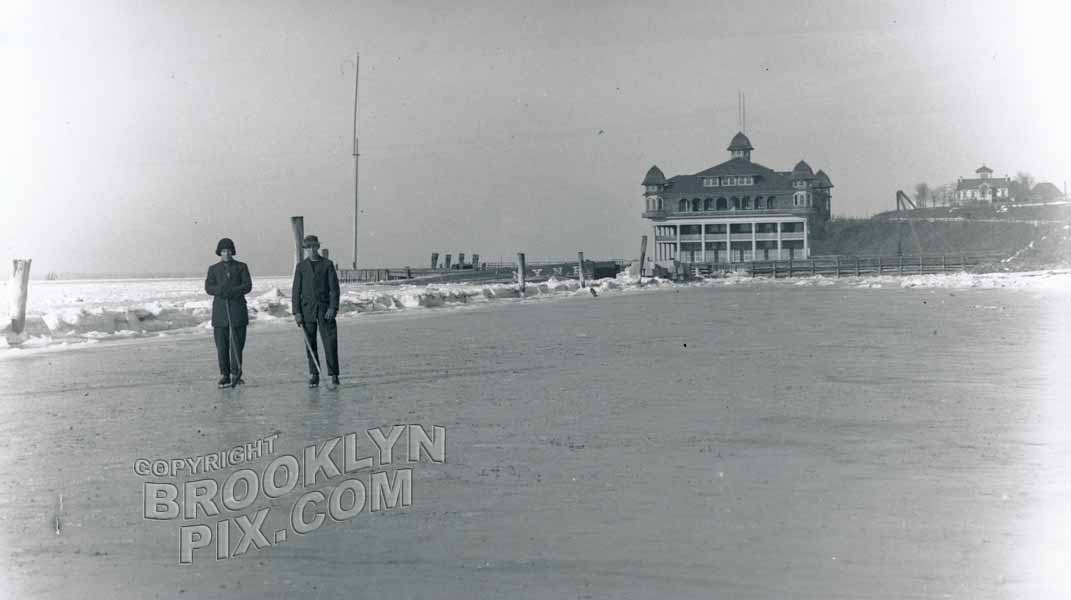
0;272;662;353
3;268;1068;355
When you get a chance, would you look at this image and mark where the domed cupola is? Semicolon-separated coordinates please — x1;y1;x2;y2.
792;160;814;177
642;165;666;187
727;132;753;160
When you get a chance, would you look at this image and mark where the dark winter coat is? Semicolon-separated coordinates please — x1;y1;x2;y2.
205;260;252;327
292;257;340;321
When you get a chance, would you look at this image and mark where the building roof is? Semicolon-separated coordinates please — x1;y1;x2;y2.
663;158;794;194
694;157;775;178
792;160;814;176
975;165;993;174
727;132;753;152
1033;181;1063;200
956;176;1010;191
642;165;666;186
815;169;833;188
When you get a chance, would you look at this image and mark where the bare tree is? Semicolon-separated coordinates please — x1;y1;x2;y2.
932;183;953;207
1011;172;1034;202
914;182;931;209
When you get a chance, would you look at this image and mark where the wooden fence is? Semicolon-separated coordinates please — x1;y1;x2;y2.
678;252;1008;280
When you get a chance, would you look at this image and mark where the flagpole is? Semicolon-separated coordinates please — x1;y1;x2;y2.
352;51;360;271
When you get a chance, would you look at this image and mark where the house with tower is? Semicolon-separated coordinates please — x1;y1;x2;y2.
641;132;831;263
955;165;1012;203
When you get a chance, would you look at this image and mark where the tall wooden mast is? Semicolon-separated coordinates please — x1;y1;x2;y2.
352;52;360;270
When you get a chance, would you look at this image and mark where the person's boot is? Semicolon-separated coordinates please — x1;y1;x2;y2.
218;374;230;388
331;374;340;387
231;373;244;388
308;373;319;388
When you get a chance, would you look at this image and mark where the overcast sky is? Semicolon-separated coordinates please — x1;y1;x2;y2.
2;0;1068;276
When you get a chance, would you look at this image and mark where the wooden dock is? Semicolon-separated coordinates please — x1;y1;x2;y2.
337;258;627;285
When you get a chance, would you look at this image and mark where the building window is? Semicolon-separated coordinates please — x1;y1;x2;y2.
646;185;660;193
691;199;701;211
679;199;687;212
755;197;765;209
727;176;737;186
704;198;712;211
702;177;719;187
743;197;751;209
657;197;663;210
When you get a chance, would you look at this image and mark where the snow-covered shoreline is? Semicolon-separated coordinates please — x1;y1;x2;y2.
2;268;1069;355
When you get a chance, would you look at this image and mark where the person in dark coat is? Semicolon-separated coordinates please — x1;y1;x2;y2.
292;234;341;387
205;238;253;387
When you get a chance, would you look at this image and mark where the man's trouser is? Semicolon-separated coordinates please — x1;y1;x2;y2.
301;307;339;377
213;325;247;376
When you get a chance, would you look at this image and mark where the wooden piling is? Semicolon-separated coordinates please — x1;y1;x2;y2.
471;254;480;270
639;235;648;278
290;216;305;266
577;252;586;287
897;256;903;276
834;257;840;277
431;252;439;269
9;259;31;335
516;253;527;292
444;254;452;270
458;253;466;268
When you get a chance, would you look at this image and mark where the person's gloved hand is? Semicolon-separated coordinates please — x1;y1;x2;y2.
325;308;337;321
294;314;304;327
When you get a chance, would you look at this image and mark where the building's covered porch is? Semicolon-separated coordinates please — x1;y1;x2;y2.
652;217;809;263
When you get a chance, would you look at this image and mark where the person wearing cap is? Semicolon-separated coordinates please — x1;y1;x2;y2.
205;237;253;387
292;234;341;387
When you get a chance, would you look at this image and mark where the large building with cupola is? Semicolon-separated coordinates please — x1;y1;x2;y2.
955;165;1011;203
642;132;832;263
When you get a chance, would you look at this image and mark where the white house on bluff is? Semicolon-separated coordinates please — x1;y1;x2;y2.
642;132;831;263
955;165;1011;203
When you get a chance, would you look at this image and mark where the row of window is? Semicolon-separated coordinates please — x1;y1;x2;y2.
958;187;1008;199
656;222;804;235
646;195;820;212
676;196;774;211
702;176;754;187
